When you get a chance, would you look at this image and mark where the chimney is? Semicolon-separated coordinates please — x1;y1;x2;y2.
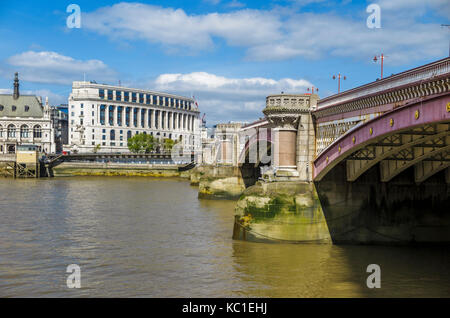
13;72;19;100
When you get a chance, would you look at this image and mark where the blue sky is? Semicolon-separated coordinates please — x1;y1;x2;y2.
0;0;449;124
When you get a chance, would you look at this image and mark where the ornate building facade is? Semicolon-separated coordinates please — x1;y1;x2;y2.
68;81;201;153
0;73;55;154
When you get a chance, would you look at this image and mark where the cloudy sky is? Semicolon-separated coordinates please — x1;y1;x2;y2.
0;0;448;124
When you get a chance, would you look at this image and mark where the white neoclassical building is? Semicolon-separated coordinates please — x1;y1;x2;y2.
68;81;201;153
0;73;55;154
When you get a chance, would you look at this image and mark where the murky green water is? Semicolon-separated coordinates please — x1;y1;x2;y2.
0;177;448;297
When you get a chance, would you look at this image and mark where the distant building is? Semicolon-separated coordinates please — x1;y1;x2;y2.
68;81;201;153
0;73;55;154
50;105;69;153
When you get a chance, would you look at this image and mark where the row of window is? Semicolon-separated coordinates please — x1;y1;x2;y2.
98;105;194;130
0;124;42;138
95;130;174;141
98;90;193;110
0;105;30;112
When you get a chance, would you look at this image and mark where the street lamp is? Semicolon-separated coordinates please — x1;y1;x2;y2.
332;73;346;93
373;53;386;79
307;86;319;94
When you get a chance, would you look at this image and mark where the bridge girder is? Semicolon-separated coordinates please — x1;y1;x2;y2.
346;125;450;182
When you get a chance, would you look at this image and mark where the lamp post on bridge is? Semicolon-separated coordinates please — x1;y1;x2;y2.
306;86;319;94
373;53;386;79
332;73;346;94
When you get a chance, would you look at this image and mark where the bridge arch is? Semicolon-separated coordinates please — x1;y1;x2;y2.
314;94;450;183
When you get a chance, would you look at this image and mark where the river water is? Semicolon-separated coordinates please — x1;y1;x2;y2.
0;177;448;297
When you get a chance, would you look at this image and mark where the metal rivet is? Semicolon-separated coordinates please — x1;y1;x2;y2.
352;136;356;144
369;127;373;135
390;118;394;127
415;110;420;120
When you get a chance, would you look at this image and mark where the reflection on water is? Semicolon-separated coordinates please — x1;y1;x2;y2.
0;177;448;297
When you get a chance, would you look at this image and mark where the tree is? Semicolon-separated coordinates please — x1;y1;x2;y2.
127;133;156;153
93;144;101;153
163;138;176;151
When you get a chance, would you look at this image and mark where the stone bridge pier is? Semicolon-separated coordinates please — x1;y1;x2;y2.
261;93;318;181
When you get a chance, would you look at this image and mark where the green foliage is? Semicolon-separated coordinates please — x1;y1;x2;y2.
127;133;156;153
163;138;176;151
93;144;101;153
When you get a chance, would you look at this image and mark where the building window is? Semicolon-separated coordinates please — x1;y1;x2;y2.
132;92;137;102
146;94;151;104
116;91;122;101
33;125;42;138
127;130;132;140
139;93;144;104
107;90;113;100
108;106;114;125
133;108;138;127
0;125;3;137
125;107;131;127
153;95;157;105
0;105;4;111
141;109;145;127
99;89;105;99
100;105;106;125
12;105;17;111
110;129;115;141
7;124;16;138
117;106;123;126
124;91;129;102
81;103;84;109
24;105;30;112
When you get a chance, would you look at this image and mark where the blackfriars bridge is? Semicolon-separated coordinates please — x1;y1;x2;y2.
215;57;450;243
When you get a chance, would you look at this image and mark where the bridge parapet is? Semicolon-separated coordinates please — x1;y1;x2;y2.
317;57;450;110
313;57;450;155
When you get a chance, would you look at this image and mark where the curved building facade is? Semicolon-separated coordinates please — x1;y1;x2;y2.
68;81;201;153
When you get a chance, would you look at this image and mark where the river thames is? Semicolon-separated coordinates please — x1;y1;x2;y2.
0;177;448;297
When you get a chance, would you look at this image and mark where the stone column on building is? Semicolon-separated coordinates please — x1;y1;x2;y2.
158;110;162;130
113;106;118;126
143;109;148;129
136;107;141;128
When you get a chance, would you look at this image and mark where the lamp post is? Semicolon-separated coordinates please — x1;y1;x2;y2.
373;53;386;79
307;86;319;94
332;73;346;93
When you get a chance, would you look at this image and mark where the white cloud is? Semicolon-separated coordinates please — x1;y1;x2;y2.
82;2;448;64
150;71;312;123
0;87;66;105
3;51;117;85
83;3;282;51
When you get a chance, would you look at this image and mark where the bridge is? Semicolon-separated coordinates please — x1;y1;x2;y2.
226;57;450;244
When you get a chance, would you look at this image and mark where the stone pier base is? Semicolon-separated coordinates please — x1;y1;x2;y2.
233;181;332;243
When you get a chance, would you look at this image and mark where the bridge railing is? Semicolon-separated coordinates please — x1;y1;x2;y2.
317;57;450;109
